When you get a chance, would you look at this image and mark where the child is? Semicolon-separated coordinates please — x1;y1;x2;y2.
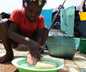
0;0;48;64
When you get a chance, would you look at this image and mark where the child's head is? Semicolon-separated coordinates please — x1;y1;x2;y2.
23;0;46;22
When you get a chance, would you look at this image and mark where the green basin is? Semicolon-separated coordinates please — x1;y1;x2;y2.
12;55;64;72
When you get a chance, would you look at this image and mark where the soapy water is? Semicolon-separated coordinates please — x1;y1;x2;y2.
19;58;58;69
18;56;61;69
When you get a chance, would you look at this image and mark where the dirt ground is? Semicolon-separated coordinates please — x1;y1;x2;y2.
0;47;86;72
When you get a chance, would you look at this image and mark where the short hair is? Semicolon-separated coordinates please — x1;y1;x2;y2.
0;12;10;19
23;0;46;7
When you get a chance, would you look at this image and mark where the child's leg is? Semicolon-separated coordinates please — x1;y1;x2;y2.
0;19;13;63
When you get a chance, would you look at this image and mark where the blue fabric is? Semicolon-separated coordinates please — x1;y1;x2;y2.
41;9;53;29
60;6;75;37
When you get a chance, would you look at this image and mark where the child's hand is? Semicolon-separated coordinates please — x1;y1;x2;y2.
28;40;41;62
25;37;42;65
27;53;38;65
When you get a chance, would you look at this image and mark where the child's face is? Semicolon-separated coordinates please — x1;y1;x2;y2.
23;1;43;22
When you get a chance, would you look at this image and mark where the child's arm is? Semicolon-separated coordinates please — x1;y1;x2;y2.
8;21;41;64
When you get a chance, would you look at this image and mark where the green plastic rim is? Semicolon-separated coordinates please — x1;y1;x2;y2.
12;56;64;71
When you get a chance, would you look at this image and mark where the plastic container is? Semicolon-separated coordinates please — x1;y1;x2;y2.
12;55;64;72
79;12;86;21
47;36;76;59
79;38;86;54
